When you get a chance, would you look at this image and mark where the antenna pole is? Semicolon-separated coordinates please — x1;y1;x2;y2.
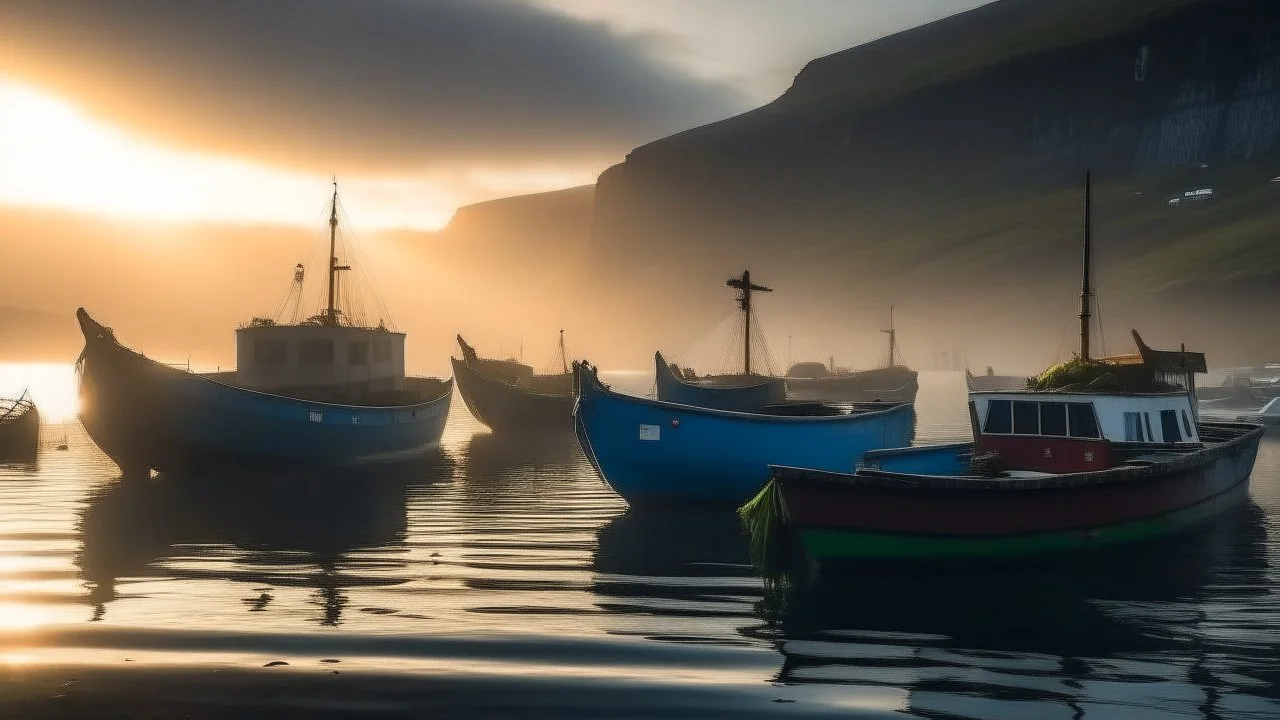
1080;171;1093;361
559;329;568;375
326;179;339;326
743;271;752;375
881;305;896;368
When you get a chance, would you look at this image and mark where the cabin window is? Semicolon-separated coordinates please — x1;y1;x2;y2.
254;339;287;366
373;340;392;363
983;400;1012;434
1144;414;1155;443
1039;402;1067;436
349;341;369;366
1067;403;1101;439
1160;410;1182;443
1181;410;1193;438
1013;401;1039;434
1124;412;1145;442
298;339;334;366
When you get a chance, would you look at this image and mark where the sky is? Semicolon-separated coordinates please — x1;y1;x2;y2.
0;0;989;230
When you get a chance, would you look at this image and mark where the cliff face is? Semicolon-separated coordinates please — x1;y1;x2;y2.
590;0;1280;368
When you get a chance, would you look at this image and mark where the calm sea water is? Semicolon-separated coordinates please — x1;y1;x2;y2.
0;366;1278;718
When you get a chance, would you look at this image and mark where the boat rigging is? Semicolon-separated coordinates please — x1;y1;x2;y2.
726;270;773;376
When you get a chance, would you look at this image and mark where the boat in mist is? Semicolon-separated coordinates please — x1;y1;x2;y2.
744;171;1265;569
784;306;919;403
452;333;574;432
573;360;913;505
0;390;39;460
654;351;784;413
965;367;1030;392
654;271;786;411
75;184;453;476
1238;397;1280;426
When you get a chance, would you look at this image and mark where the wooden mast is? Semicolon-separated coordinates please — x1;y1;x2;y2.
325;180;351;327
1080;171;1093;361
727;270;772;375
881;306;896;367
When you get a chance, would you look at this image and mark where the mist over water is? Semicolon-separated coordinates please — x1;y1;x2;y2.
0;367;1278;717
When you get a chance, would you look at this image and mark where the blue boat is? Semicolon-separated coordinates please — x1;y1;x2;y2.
573;361;914;505
75;183;454;476
654;351;785;412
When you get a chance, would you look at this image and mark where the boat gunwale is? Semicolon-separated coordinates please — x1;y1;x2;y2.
771;421;1264;492
581;361;912;424
0;391;37;423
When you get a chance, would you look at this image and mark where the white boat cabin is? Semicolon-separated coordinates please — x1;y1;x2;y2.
969;391;1200;473
235;322;406;396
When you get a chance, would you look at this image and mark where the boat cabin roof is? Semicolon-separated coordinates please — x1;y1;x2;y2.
971;391;1199;445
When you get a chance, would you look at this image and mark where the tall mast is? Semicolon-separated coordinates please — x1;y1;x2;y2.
881;306;896;367
744;271;752;375
559;329;568;375
727;270;773;375
326;180;339;326
1080;170;1093;361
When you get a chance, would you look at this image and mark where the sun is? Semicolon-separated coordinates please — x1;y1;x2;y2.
0;80;457;229
0;81;205;221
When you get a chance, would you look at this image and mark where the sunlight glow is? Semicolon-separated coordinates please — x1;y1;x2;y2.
0;363;79;423
0;80;596;230
0;602;51;630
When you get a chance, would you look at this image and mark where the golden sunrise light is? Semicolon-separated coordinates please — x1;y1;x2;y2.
2;1;1280;717
0;80;590;231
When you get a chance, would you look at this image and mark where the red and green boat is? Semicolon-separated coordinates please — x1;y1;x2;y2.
741;173;1266;569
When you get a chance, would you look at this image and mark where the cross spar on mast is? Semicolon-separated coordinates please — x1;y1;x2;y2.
325;179;352;327
881;306;896;368
726;270;772;375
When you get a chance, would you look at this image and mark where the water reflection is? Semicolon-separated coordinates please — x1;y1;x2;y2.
459;431;584;487
765;505;1279;718
0;460;39;475
76;451;454;625
592;508;761;645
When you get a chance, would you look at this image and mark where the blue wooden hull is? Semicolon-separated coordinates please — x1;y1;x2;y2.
574;362;915;504
76;309;453;475
653;351;786;412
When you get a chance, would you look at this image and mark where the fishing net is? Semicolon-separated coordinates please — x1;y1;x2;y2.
738;480;803;590
1027;358;1176;393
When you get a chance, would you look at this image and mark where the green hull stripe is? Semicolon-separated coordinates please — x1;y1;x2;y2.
800;483;1248;560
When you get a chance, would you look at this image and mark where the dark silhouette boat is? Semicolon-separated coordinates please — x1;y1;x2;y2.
653;270;786;411
75;183;453;476
451;333;574;433
0;390;39;460
654;351;784;413
784;307;919;403
746;172;1265;567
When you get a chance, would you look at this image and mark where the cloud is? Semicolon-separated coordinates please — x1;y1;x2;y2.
0;0;745;172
